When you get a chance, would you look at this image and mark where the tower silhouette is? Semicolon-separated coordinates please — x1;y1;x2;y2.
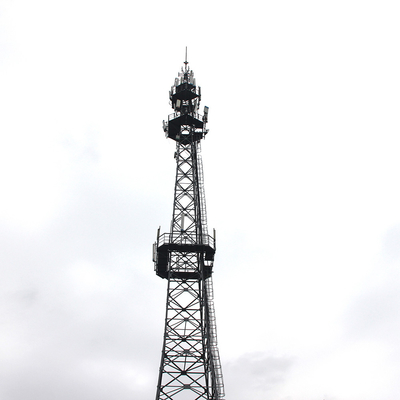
153;55;225;400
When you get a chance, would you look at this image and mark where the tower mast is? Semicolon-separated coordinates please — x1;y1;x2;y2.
153;56;225;400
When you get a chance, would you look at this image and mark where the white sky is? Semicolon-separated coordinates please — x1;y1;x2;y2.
1;1;400;399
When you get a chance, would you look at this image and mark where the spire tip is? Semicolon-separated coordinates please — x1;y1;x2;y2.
184;47;188;70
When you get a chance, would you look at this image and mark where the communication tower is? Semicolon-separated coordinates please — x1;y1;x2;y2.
153;54;225;400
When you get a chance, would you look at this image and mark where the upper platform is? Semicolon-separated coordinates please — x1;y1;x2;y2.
163;61;208;143
170;82;200;102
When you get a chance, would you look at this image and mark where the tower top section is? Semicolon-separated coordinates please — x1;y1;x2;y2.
162;56;209;143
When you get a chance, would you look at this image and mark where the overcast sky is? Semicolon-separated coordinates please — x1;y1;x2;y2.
1;1;400;399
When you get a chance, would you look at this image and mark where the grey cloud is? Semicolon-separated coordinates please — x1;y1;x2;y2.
344;281;400;343
224;352;294;400
382;224;400;262
0;169;164;400
343;225;400;344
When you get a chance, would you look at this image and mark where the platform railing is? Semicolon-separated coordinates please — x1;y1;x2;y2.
167;111;204;122
157;232;215;249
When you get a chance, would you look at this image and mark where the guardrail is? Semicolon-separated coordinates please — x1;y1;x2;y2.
167;112;204;122
157;232;215;249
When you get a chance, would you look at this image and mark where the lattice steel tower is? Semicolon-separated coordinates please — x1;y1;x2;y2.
153;55;225;400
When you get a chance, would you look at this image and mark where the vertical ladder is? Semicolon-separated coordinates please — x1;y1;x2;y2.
197;142;208;237
206;277;225;399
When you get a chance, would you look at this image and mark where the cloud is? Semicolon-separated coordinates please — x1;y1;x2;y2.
1;1;400;399
0;161;165;400
343;226;400;346
224;352;294;400
382;224;400;262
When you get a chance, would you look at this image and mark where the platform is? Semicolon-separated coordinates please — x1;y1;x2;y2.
154;233;215;279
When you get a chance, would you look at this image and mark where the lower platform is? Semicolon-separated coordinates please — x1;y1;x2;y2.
153;234;215;279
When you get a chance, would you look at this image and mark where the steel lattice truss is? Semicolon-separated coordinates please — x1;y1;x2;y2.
153;59;225;400
159;274;208;399
171;143;200;241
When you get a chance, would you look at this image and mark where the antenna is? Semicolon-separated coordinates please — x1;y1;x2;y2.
184;47;188;71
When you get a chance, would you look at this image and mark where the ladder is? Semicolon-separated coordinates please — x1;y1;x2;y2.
206;277;225;399
197;142;208;237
